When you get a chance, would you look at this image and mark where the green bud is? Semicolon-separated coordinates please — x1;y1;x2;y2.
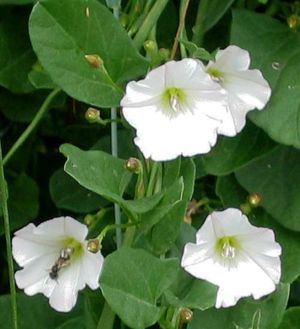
85;107;101;123
85;54;104;68
125;157;141;174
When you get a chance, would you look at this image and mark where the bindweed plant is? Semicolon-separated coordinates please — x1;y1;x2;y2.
0;0;300;329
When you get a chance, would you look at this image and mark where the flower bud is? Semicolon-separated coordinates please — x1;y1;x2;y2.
84;214;94;226
87;239;100;253
125;157;141;174
85;54;103;68
287;15;300;29
240;203;252;215
180;308;193;323
85;107;101;123
248;192;262;208
144;40;158;53
159;48;170;61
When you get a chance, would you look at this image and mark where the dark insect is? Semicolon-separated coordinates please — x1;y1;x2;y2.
49;247;74;280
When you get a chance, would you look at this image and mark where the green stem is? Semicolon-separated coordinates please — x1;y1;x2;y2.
133;0;169;50
170;0;191;59
0;143;18;329
96;301;115;329
145;161;160;197
111;5;122;250
3;88;61;166
192;0;210;46
97;222;137;245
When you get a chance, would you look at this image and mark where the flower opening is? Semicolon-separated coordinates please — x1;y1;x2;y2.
215;236;240;259
207;67;224;82
161;87;187;116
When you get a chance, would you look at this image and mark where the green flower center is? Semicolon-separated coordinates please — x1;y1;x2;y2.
215;236;240;259
161;87;187;115
63;237;84;261
207;67;224;82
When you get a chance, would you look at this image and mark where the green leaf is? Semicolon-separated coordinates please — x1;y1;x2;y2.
60;143;166;217
188;283;289;329
139;178;184;232
0;173;39;234
163;158;181;188
217;175;300;284
231;10;300;148
165;269;217;311
201;0;235;33
29;0;148;107
235;146;300;231
151;159;196;254
201;122;276;176
216;174;247;208
0;293;82;329
28;68;57;90
278;307;300;329
0;8;36;93
100;247;179;329
49;168;108;213
60;143;131;206
179;40;214;61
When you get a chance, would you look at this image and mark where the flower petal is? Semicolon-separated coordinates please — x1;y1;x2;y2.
124;104;221;161
209;45;251;71
120;65;165;107
49;260;82;312
15;252;57;291
223;69;271;110
35;217;88;241
80;248;104;290
13;224;60;267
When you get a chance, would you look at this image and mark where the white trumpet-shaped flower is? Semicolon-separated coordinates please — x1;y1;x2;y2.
206;45;271;136
121;59;228;161
181;208;281;308
12;216;104;312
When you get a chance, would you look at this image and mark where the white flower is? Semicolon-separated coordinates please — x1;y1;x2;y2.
12;216;104;312
181;208;281;308
206;45;271;136
121;59;228;161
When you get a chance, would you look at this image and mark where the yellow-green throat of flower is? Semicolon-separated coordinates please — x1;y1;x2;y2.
215;236;240;259
161;87;187;116
207;67;224;82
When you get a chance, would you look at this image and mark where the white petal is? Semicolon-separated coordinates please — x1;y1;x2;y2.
215;250;278;308
164;59;216;90
35;217;88;241
80;249;104;290
217;94;249;136
223;69;271;110
120;65;165;107
49;260;82;312
12;224;60;267
124;104;221;161
15;252;57;291
209;45;251;71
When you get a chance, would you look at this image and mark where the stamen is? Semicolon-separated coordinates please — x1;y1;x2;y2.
221;241;235;258
169;95;180;113
215;236;239;259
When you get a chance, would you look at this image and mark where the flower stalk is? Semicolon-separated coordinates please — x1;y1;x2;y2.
3;88;61;166
0;142;18;329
